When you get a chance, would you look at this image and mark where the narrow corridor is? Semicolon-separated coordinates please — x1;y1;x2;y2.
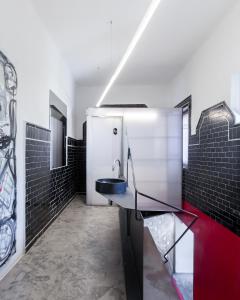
0;196;126;300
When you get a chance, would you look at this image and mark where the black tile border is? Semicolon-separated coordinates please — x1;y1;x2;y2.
25;122;86;249
193;101;240;142
176;98;240;144
176;97;240;235
26;122;50;141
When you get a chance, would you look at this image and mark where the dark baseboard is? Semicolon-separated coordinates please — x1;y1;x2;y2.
119;208;142;300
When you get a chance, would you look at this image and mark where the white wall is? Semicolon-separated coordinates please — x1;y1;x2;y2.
0;0;75;279
75;84;173;139
170;0;240;133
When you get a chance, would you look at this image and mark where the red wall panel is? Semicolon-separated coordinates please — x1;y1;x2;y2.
183;201;240;300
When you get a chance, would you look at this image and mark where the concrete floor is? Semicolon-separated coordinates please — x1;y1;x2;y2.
0;195;126;300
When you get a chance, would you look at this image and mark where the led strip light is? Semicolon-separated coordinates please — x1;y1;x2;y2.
96;0;161;107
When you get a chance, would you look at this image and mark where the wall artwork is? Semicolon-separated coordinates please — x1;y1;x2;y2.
0;51;17;267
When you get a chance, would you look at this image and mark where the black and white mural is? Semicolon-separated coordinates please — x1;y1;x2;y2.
0;51;17;267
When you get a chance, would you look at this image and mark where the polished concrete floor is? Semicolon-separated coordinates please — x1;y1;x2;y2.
0;195;126;300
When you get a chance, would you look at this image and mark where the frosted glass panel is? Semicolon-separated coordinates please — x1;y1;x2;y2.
125;108;182;209
167;113;183;137
129;137;182;160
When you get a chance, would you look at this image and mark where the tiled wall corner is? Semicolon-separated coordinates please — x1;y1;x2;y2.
25;123;86;250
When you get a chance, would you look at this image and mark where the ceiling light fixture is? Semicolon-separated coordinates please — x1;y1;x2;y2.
96;0;161;107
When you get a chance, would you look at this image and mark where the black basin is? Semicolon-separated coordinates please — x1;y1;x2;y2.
96;178;127;194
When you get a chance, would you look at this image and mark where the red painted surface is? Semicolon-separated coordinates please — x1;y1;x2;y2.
182;201;240;300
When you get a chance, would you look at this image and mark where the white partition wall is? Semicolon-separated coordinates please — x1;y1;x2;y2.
87;107;182;208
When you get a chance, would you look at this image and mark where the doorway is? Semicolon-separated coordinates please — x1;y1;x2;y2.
87;116;123;205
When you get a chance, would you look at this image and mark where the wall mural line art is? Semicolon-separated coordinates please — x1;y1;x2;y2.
0;51;17;267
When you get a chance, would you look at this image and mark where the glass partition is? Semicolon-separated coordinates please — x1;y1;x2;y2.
123;108;182;209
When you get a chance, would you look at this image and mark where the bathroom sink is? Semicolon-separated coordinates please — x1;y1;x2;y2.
96;178;127;194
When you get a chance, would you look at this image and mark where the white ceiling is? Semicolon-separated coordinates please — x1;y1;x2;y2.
31;0;237;86
117;0;238;85
31;0;151;85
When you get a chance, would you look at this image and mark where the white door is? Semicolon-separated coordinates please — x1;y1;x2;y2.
87;116;122;205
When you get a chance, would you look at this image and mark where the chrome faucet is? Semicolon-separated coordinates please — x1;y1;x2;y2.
112;159;121;178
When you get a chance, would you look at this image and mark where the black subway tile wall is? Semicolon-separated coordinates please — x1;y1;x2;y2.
25;123;86;249
67;137;86;193
177;100;240;236
78;140;86;194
